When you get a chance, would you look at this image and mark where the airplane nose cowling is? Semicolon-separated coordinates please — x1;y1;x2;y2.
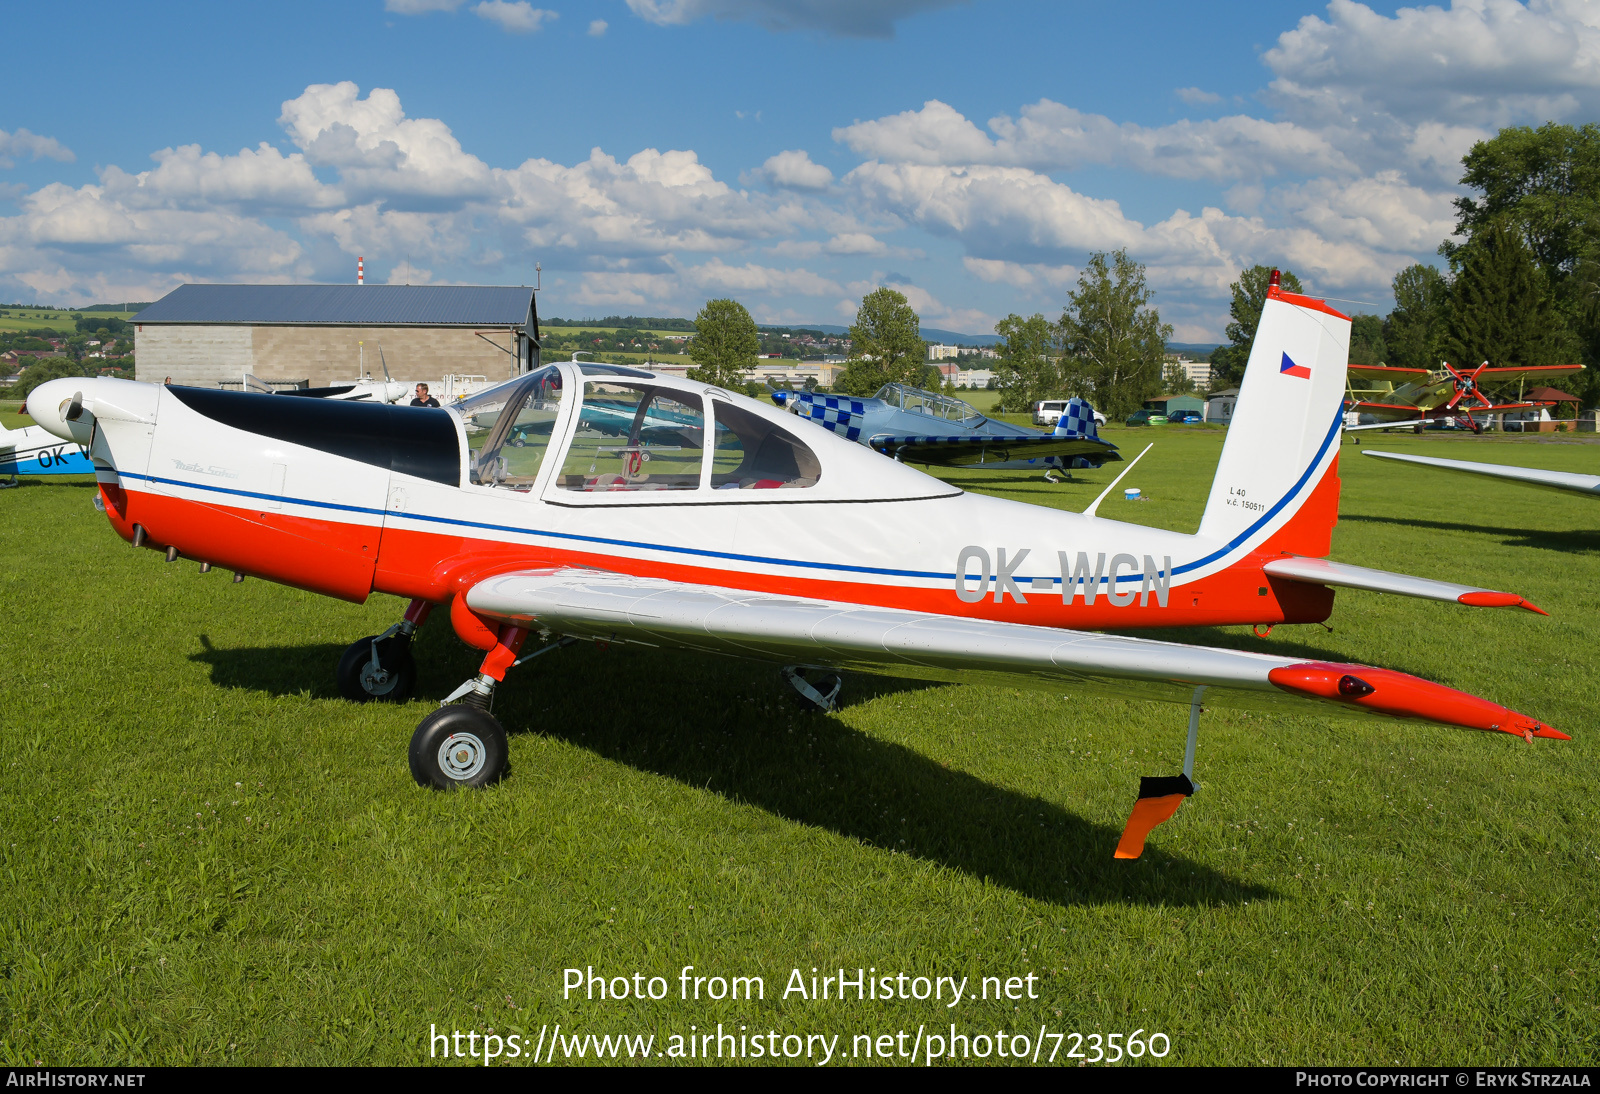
27;377;85;440
27;377;160;444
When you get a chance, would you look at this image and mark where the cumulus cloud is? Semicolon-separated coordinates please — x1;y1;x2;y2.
280;82;497;208
1265;0;1600;128
757;149;833;190
588;18;608;35
1175;87;1222;105
624;0;963;38
473;1;557;33
0;128;75;169
834;99;1354;182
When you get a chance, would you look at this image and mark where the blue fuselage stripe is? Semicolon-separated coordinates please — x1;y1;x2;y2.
120;407;1341;587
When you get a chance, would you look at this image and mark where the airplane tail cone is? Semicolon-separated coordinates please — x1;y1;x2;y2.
1113;774;1197;859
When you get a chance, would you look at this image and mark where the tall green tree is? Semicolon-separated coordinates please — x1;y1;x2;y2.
686;298;759;389
1384;263;1450;371
1057;250;1172;418
1449;123;1600;282
1348;314;1387;366
992;313;1059;412
847;287;926;386
831;359;888;396
1207;265;1303;390
1442;220;1568;370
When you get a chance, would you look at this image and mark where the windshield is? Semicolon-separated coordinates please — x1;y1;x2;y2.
458;366;564;489
873;382;983;424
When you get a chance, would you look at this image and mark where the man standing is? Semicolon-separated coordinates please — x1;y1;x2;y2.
410;383;440;407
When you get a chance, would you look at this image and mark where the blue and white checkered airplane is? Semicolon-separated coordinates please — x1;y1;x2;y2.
771;383;1119;479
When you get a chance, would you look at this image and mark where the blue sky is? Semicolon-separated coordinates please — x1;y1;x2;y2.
3;1;1598;338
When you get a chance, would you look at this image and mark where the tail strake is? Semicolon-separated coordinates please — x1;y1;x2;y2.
1198;279;1350;554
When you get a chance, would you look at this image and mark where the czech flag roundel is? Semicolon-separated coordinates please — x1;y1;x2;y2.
1280;352;1311;379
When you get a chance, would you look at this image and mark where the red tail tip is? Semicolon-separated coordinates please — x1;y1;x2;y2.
1269;268;1281;293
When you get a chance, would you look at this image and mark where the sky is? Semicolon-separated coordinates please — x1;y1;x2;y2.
2;0;1598;340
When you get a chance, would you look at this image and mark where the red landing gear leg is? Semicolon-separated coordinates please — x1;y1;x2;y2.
408;624;528;790
1115;686;1205;860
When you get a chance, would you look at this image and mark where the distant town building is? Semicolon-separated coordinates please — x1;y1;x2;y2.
956;368;995;388
1165;353;1211;389
927;343;961;361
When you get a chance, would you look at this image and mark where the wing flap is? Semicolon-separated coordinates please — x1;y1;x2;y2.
1262;556;1546;614
463;568;1559;735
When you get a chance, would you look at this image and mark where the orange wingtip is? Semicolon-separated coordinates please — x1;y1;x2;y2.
1457;591;1549;615
1114;793;1188;860
1268;662;1565;740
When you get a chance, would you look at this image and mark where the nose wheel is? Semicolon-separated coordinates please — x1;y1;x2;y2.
409;705;508;789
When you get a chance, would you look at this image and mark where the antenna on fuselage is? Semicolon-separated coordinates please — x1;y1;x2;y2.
376;343;393;384
1083;443;1153;518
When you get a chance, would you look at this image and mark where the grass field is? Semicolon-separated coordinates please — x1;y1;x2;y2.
0;308;138;334
1;403;1596;1066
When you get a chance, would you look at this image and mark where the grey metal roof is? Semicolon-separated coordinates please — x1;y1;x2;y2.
136;284;535;327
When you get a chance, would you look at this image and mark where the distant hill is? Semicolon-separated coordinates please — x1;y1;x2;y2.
1167;342;1221;355
85;302;152;313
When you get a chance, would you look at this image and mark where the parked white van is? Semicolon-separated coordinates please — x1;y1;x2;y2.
1033;400;1106;427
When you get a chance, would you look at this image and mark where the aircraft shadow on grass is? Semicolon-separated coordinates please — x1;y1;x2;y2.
192;629;1272;910
1342;513;1600;554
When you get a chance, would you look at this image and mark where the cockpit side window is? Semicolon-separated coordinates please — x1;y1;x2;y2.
460;367;564;490
709;399;821;490
558;382;706;492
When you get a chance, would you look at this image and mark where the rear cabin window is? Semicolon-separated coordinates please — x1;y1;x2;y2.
558;382;706;492
461;367;564;490
710;400;821;490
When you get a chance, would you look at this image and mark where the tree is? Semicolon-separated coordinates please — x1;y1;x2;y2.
1348;314;1387;366
14;357;85;400
830;359;888;396
992;313;1059;413
1057;250;1172;418
1207;265;1303;389
686;298;759;389
847;287;925;386
1449;123;1600;283
1442;220;1570;370
1384;263;1450;371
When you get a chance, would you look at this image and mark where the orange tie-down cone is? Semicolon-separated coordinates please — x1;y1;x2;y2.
1114;773;1198;860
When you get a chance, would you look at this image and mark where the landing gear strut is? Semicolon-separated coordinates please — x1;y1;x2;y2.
1114;686;1205;860
336;599;431;702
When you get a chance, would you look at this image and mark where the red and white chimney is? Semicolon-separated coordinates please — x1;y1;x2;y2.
357;256;365;285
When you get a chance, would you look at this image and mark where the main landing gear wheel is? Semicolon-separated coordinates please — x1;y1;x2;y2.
409;705;508;790
336;633;417;702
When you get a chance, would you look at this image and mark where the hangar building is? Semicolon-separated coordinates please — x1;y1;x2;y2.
133;284;539;390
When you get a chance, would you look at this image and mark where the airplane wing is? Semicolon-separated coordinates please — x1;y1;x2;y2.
1363;450;1600;498
1348;365;1429;384
1346;401;1426;422
1343;401;1553;432
1261;556;1546;613
865;432;1123;467
463;569;1562;739
1476;364;1586;385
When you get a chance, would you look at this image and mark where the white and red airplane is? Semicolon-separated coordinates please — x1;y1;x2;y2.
27;273;1566;858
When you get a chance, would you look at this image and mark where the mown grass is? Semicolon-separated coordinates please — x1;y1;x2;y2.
1;405;1596;1066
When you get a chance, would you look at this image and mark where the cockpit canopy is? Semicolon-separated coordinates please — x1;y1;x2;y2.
872;383;984;424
